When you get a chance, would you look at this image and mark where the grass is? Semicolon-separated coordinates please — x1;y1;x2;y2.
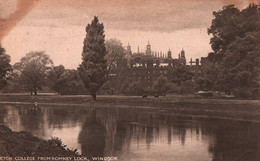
0;93;260;122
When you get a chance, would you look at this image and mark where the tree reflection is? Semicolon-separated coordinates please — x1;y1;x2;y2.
0;107;8;123
78;107;106;159
167;116;172;145
208;121;260;161
47;106;87;129
19;106;44;133
97;108;118;156
114;124;127;152
2;105;260;161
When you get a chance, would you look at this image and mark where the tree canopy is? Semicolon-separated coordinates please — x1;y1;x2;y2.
105;38;126;75
78;16;107;100
205;4;260;96
219;32;260;90
14;51;53;95
47;65;66;94
208;4;260;61
0;44;12;89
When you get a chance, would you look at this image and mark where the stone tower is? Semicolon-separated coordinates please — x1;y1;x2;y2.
126;43;132;55
179;48;186;65
181;48;185;58
168;49;172;67
146;41;151;56
168;49;172;59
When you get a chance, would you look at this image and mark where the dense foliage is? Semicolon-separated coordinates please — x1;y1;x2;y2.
204;4;260;97
105;38;126;75
47;67;87;95
47;65;66;95
13;51;53;95
0;45;12;89
78;16;107;100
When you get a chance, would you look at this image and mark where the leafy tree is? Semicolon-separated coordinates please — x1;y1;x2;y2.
196;63;219;91
14;51;53;95
171;66;194;86
0;44;12;89
170;66;195;93
103;38;128;94
128;82;144;95
47;65;66;94
204;4;260;96
78;16;107;100
2;72;22;93
105;38;126;76
208;4;260;61
153;75;167;94
208;5;240;56
59;69;87;95
218;31;260;94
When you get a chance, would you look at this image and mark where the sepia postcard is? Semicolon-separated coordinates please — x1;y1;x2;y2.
0;0;260;161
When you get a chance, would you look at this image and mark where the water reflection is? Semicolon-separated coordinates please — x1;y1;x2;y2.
78;107;106;158
208;121;260;161
0;104;260;161
19;107;43;131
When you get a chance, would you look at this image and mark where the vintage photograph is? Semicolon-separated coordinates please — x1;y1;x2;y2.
0;0;260;160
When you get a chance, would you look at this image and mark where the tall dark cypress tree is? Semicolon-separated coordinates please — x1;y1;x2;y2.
78;16;107;100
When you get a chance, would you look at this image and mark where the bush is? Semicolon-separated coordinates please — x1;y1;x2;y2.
48;137;62;146
233;88;253;98
252;88;260;100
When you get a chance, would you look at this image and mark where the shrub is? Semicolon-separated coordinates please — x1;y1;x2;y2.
252;88;260;100
48;137;62;146
233;88;253;98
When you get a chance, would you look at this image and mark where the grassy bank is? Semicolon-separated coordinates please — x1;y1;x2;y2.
0;94;260;122
0;125;79;157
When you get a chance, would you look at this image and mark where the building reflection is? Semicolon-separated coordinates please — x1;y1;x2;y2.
77;107;260;161
1;105;260;161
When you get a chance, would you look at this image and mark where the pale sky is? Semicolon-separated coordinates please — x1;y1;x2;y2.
0;0;258;69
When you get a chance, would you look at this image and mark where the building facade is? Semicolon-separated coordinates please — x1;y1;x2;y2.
110;42;204;91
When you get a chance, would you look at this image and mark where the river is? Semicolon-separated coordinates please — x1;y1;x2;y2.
0;104;259;161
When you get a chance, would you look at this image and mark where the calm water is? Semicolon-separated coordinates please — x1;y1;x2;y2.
0;104;260;161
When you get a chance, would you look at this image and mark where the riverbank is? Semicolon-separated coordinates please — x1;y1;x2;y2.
0;125;79;157
0;94;260;122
